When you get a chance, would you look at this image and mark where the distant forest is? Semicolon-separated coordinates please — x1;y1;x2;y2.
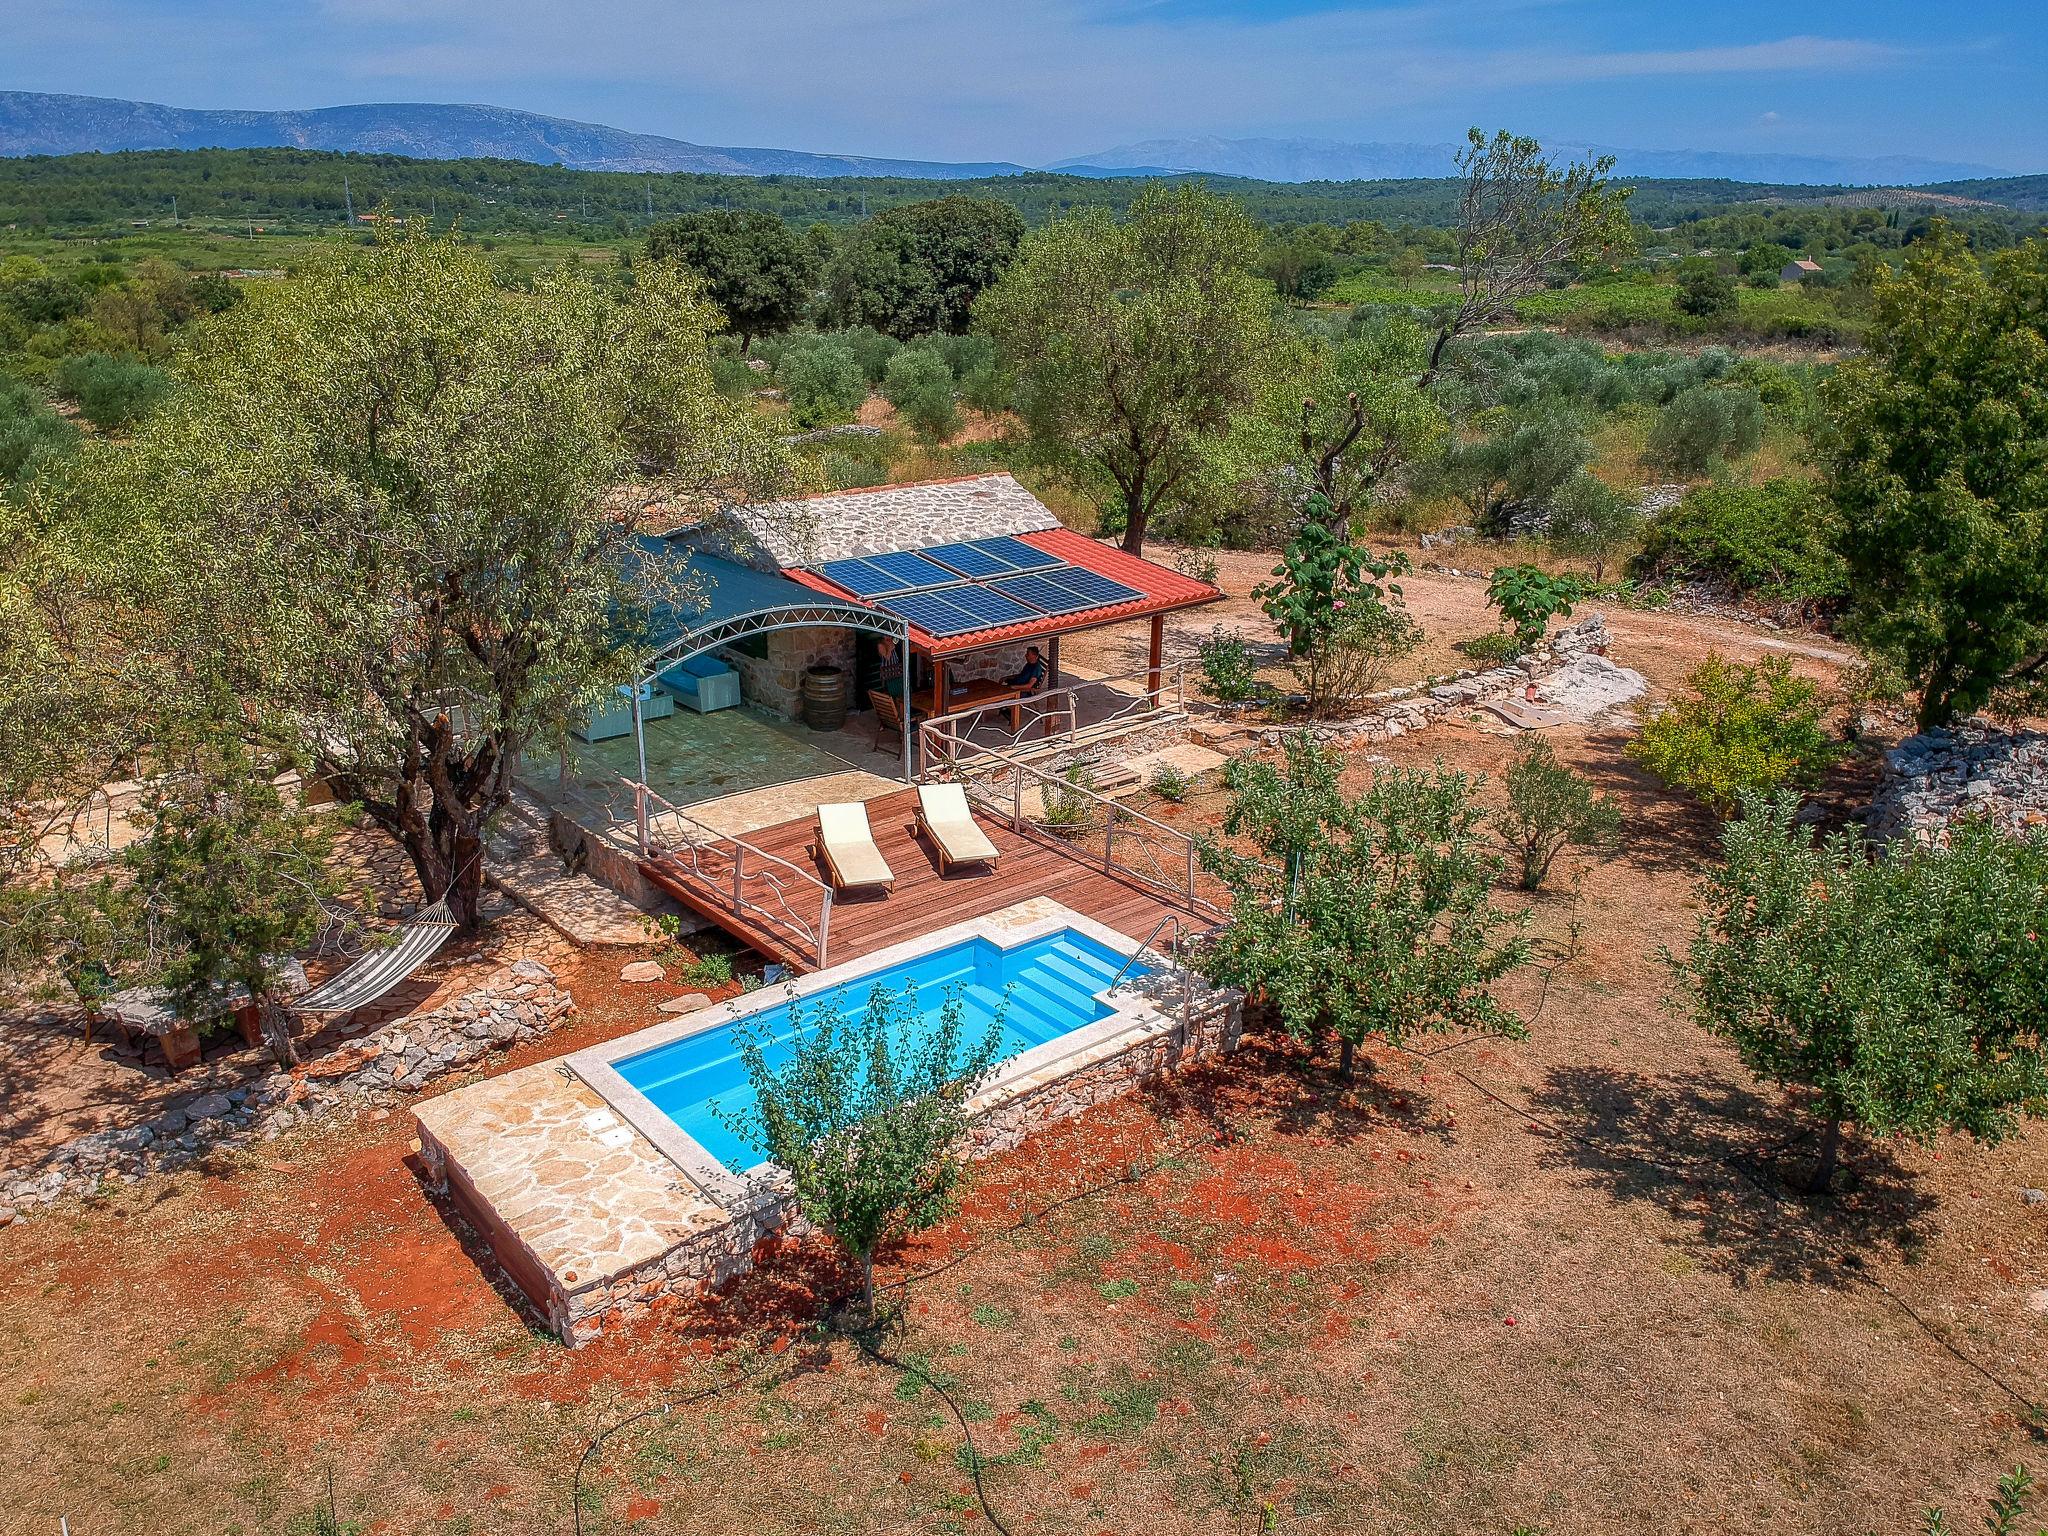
2;147;2044;241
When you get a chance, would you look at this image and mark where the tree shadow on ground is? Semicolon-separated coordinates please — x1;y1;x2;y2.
1571;727;1727;878
1137;1028;1459;1152
1527;1062;1936;1285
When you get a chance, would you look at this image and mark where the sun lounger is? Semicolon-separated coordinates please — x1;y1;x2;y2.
815;801;895;893
915;782;1001;875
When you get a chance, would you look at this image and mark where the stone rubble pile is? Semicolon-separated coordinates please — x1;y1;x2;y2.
1865;725;2048;848
0;960;574;1225
1244;613;1641;749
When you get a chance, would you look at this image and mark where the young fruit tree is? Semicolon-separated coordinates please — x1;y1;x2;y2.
79;229;791;930
1493;737;1621;891
1824;227;2048;729
1486;564;1587;651
1669;795;2048;1193
976;182;1288;556
1628;653;1842;817
1254;505;1419;716
720;983;1003;1320
1201;738;1534;1078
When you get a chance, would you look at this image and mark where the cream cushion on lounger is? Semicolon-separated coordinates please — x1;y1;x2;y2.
916;782;1001;874
816;801;895;892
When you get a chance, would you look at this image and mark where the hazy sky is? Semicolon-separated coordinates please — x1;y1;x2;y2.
10;0;2044;170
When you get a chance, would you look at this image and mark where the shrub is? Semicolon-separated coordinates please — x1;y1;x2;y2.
779;341;868;427
959;363;1013;416
52;352;169;431
1545;472;1638;581
1197;625;1262;704
0;376;77;482
1493;737;1621;890
1148;763;1192;803
1430;412;1592;532
1674;260;1737;322
679;951;735;988
1292;601;1422;717
1672;798;2048;1192
1039;763;1099;831
881;346;960;441
1627;652;1842;815
1631;478;1846;612
1457;631;1524;666
717;980;1002;1316
1646;384;1764;475
1486;564;1586;650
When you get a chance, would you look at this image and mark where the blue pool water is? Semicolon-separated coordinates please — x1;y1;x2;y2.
612;927;1145;1173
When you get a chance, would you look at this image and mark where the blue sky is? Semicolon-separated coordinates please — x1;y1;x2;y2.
9;0;2045;171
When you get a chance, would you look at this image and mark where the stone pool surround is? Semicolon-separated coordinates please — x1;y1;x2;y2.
413;898;1241;1344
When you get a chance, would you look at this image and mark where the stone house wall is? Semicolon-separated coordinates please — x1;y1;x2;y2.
717;627;857;721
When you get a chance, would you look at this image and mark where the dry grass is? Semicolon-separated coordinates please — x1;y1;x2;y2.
0;581;2042;1536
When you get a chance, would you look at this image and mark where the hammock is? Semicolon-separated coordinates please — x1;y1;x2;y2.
296;899;460;1015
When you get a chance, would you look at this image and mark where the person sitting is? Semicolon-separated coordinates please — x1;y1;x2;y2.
873;637;907;701
1006;646;1047;694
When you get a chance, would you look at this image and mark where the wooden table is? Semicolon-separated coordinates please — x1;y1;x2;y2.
943;678;1031;730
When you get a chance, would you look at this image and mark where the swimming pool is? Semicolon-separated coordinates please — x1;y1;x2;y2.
610;926;1147;1173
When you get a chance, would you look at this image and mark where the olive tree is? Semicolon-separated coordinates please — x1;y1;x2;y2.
977;183;1288;555
79;229;792;930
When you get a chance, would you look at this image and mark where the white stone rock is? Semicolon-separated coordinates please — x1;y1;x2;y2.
621;960;666;984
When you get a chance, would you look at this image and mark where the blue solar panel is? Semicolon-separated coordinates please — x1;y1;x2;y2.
820;557;912;597
990;572;1094;616
925;536;1064;578
941;585;1037;627
876;590;981;636
866;550;959;587
922;541;1014;578
1045;567;1142;607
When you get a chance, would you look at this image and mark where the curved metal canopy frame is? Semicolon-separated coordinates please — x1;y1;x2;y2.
626;599;916;799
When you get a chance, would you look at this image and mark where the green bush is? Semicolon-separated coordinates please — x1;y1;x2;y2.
881;346;959;441
52;352;170;431
1457;631;1524;666
1632;478;1846;611
1627;653;1842;815
780;342;868;428
679;951;735;988
0;376;77;482
1646;384;1764;474
1197;625;1262;704
1545;472;1638;581
1486;564;1587;649
1674;260;1737;322
1494;737;1621;890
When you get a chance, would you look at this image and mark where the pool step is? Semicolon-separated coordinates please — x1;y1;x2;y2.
1033;952;1119;1003
1048;939;1131;985
963;983;1067;1042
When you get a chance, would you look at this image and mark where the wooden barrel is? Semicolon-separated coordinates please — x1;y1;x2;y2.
802;665;848;731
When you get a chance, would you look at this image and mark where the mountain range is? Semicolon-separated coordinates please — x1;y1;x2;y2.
0;91;2014;188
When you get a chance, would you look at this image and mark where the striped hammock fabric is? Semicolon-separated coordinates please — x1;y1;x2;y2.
297;899;460;1015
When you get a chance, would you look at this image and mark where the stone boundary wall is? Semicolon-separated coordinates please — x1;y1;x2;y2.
1866;725;2048;848
538;991;1244;1344
0;961;574;1226
1238;612;1615;752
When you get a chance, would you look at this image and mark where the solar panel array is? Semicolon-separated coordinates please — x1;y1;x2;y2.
807;535;1143;637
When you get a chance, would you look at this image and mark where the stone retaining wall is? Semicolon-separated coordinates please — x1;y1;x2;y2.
1241;612;1619;751
0;962;574;1226
1866;725;2048;848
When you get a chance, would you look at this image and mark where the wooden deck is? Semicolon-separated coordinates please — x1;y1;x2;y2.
640;788;1211;972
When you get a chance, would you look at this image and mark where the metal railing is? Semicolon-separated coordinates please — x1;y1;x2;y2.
918;665;1189;779
633;783;835;970
954;744;1230;917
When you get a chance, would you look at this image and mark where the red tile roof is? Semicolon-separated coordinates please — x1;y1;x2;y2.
783;527;1224;656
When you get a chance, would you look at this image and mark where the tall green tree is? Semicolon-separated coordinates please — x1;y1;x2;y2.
1672;795;2048;1192
824;196;1023;339
1824;227;2048;728
1201;740;1533;1078
71;229;791;930
646;209;817;352
977;182;1287;555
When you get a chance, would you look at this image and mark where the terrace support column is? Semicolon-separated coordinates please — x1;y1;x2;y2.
931;656;947;719
1147;614;1165;707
